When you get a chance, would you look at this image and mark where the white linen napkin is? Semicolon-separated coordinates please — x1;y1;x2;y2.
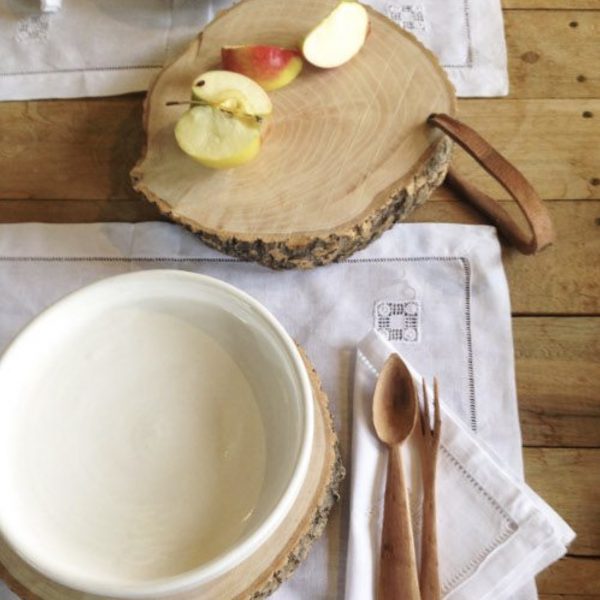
347;331;575;600
0;0;507;101
0;222;563;599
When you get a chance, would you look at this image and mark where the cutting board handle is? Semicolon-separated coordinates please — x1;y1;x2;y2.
428;113;555;254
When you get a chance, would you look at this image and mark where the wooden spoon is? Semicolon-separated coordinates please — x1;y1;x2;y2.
373;354;421;600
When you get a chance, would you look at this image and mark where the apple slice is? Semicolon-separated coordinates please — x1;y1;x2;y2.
175;105;261;169
302;1;370;69
191;70;272;118
222;45;304;91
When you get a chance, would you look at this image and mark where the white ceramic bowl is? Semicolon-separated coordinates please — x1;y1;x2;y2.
0;270;314;598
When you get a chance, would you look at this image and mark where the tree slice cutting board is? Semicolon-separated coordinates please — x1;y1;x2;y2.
0;349;343;600
131;0;456;269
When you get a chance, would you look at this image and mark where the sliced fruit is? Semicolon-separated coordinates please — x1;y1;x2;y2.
191;70;273;117
174;105;261;169
222;45;304;91
302;1;370;69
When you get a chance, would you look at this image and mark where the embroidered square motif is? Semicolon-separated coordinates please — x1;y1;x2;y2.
386;3;428;32
15;15;51;43
375;300;420;342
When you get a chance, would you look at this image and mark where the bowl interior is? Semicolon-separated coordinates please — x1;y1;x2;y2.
0;271;311;594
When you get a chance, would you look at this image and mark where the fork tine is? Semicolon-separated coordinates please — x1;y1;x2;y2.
433;377;442;438
419;377;427;435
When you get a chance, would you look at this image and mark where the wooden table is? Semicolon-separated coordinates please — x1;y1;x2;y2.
1;1;598;597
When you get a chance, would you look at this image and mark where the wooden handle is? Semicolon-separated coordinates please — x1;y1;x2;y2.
419;468;441;600
379;445;421;600
428;113;555;255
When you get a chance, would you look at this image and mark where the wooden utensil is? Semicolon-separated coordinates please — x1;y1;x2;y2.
372;354;421;600
418;378;442;600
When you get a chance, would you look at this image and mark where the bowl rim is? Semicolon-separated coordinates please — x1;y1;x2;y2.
0;269;315;598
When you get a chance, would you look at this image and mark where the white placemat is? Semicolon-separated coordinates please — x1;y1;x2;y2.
0;222;553;599
0;0;508;100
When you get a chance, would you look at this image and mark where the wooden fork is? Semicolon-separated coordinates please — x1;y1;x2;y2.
418;378;442;600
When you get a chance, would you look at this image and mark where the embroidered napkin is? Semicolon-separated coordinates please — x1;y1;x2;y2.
0;222;565;599
0;0;507;101
347;331;575;600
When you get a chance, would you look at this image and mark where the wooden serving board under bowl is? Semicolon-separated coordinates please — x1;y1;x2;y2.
131;0;456;269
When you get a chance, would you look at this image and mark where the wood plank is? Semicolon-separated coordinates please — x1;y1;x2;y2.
504;1;600;9
447;99;600;202
505;10;600;99
515;318;600;448
409;199;600;315
1;96;599;203
487;203;599;315
538;557;600;596
0;199;162;223
0;198;597;315
525;448;600;556
0;97;144;202
540;596;600;600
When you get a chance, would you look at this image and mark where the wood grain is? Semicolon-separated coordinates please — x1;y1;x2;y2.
515;318;600;448
537;557;600;596
540;596;600;600
504;1;600;9
505;10;600;99
408;200;600;315
132;0;456;268
378;446;421;600
446;99;600;202
0;98;144;201
2;98;597;204
0;199;162;223
416;380;442;600
525;448;600;556
540;597;600;600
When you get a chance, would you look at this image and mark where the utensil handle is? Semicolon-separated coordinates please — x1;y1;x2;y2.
379;445;421;600
428;113;555;255
420;469;441;600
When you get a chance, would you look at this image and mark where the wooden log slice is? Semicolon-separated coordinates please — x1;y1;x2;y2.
0;349;343;600
131;0;456;269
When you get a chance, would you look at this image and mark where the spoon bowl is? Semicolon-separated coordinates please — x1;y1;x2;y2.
373;354;418;446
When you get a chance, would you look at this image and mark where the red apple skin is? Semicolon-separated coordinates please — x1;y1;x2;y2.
222;45;304;91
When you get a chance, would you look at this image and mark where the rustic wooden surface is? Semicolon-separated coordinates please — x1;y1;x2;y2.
0;0;598;596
